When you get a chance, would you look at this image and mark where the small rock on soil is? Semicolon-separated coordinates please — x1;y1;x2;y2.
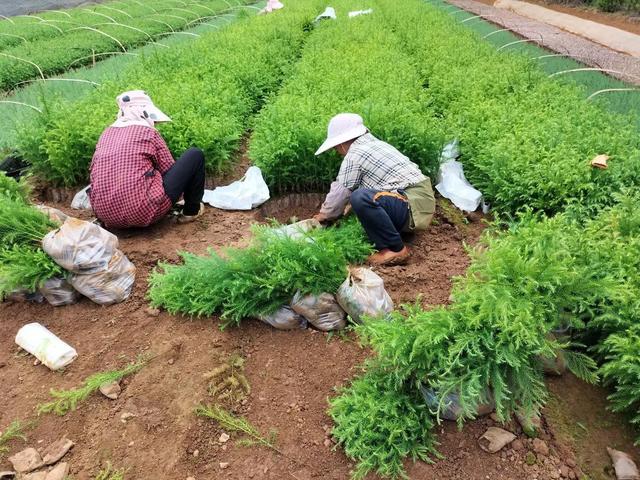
478;427;517;453
42;438;74;465
8;448;43;473
607;447;640;480
533;438;550;456
99;380;121;400
45;462;69;480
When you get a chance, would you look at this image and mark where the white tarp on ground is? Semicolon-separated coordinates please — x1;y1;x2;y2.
202;166;270;210
494;0;640;58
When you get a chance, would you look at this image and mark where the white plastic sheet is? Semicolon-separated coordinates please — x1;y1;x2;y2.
71;185;92;210
435;140;484;212
203;166;270;210
348;8;373;17
271;218;321;241
314;6;336;22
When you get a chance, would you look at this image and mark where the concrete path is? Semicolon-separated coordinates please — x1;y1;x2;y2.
446;0;640;85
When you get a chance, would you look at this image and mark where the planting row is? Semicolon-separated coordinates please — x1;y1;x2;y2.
376;0;640;218
248;1;442;193
0;0;246;92
16;0;325;186
0;0;206;50
324;0;640;476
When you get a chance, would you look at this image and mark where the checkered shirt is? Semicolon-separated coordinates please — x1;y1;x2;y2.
337;133;426;191
89;125;174;229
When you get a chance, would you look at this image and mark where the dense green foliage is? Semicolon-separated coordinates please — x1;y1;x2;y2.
0;0;241;91
330;367;439;479
148;219;371;328
0;180;61;296
17;0;322;186
376;0;640;217
249;1;442;192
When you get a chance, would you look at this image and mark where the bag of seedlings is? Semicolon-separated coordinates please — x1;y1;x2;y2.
257;305;308;330
39;277;79;306
419;383;495;421
70;250;135;305
336;267;393;323
35;205;68;225
292;292;346;331
42;217;119;274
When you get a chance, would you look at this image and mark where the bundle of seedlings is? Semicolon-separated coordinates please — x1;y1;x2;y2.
0;175;63;298
148;218;371;329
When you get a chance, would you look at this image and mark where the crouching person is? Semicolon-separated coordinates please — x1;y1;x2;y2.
89;90;205;229
314;113;435;266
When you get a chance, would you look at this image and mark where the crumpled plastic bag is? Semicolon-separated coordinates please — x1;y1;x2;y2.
38;277;79;306
203;166;269;210
69;250;135;305
36;205;68;225
435;139;485;212
336;267;393;323
257;306;307;330
71;185;92;210
292;292;346;331
420;383;495;421
42;217;119;274
314;6;336;22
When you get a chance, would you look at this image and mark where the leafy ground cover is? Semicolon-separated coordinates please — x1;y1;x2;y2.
377;0;640;218
0;173;62;297
0;0;245;92
249;0;443;193
148;218;371;328
0;8;244;154
16;0;321;186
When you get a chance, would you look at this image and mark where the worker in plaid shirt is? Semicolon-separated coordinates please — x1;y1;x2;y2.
89;90;205;229
314;113;435;266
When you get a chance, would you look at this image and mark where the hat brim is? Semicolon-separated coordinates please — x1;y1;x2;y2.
146;104;171;123
315;125;367;155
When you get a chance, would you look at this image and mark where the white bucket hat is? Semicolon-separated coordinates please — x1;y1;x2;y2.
315;113;368;155
114;90;171;128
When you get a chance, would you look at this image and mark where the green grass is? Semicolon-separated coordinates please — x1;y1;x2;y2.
95;463;127;480
0;420;29;459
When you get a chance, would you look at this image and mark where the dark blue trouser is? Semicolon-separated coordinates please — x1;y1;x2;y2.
350;188;410;252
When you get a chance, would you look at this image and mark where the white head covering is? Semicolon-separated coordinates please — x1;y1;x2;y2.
111;90;171;129
315;113;368;155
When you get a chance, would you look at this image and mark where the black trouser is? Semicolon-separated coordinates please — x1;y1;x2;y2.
350;188;410;252
162;147;205;216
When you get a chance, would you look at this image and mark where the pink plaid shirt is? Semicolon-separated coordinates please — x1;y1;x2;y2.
89;125;174;228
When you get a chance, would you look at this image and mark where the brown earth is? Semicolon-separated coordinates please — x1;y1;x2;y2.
0;192;638;480
477;0;640;35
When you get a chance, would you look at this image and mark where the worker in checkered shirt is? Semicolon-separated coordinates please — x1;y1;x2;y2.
89;90;205;229
314;113;435;266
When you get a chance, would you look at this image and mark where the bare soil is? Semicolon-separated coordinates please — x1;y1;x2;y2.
0;193;638;479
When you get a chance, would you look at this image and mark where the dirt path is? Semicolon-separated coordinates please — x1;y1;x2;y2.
446;0;640;85
0;194;637;479
478;0;640;35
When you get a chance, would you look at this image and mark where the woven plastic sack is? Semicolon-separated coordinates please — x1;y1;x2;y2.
291;292;346;331
336;267;393;323
35;205;68;225
39;277;79;306
69;250;135;305
42;217;119;274
257;306;307;330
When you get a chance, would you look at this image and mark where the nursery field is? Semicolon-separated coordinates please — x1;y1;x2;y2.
2;0;640;479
